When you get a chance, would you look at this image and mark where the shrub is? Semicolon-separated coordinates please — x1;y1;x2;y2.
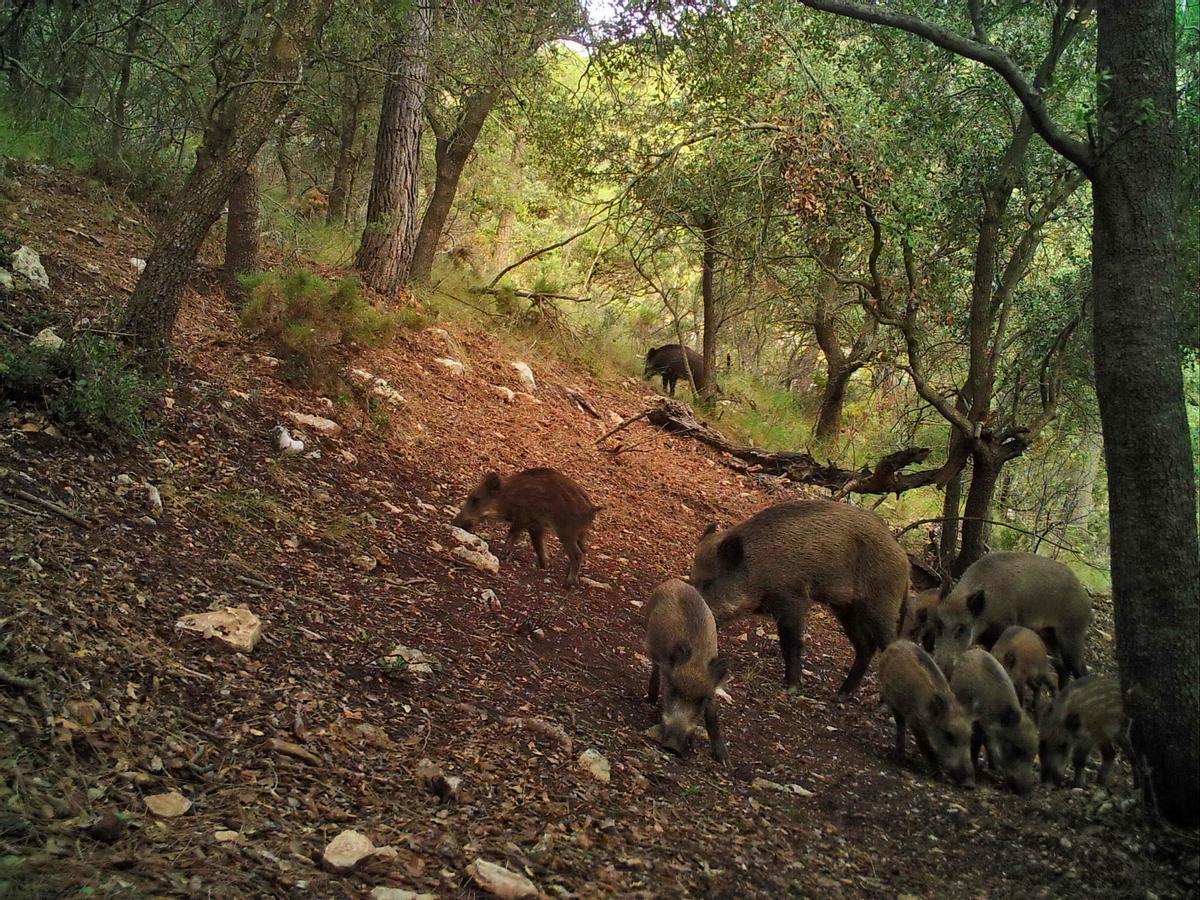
238;269;400;388
0;334;161;442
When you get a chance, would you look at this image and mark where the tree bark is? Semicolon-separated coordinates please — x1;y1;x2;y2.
355;0;435;294
815;367;851;440
327;79;367;225
121;0;324;363
409;87;499;282
1093;0;1199;826
223;165;260;296
698;213;719;396
276;112;300;201
939;463;963;569
953;448;1001;576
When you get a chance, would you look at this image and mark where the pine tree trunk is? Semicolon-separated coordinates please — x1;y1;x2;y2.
1094;0;1199;827
355;0;435;294
698;213;719;396
953;449;1000;577
409;88;498;282
122;0;324;364
223;165;260;296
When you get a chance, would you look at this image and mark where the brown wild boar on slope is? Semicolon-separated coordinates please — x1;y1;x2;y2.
990;625;1058;713
645;579;730;762
949;647;1039;794
451;467;599;586
1039;674;1133;789
933;552;1091;684
878;640;975;788
690;500;909;696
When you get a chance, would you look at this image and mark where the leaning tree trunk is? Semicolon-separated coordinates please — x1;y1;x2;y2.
698;213;719;396
408;88;499;282
122;0;323;363
815;367;851;441
355;0;435;294
223;165;260;297
1094;0;1199;827
952;447;1001;577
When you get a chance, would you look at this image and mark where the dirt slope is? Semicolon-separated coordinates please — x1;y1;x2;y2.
1;168;1196;898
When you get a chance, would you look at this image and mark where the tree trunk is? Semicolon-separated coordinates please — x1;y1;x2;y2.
698;213;719;396
409;88;499;282
812;239;849;440
327;82;366;225
1093;0;1199;827
223;165;260;296
815;367;850;440
122;0;324;363
939;465;963;570
953;448;1000;577
355;0;435;294
276;113;300;201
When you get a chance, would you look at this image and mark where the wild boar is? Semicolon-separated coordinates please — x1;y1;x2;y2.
990;625;1058;713
645;579;730;763
897;588;940;652
644;344;706;396
878;640;975;788
1039;674;1132;788
690;500;909;696
933;552;1091;684
949;647;1039;794
451;467;599;585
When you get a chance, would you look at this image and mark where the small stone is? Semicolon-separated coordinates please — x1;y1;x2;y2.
385;645;436;676
452;545;500;574
434;357;465;376
285;411;341;435
144;791;191;817
272;425;304;455
11;245;49;290
322;829;375;873
129;257;147;274
578;749;611;784
30;327;64;351
145;484;163;516
176;607;262;653
137;515;158;526
115;473;134;485
467;858;538;898
214;830;242;843
371;889;435;900
751;777;783;792
579;576;613;590
511;361;536;391
416;758;461;803
352;554;378;573
491;385;516;403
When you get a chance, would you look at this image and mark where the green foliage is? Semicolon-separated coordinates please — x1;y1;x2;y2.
0;335;160;442
0;104;93;169
239;269;402;388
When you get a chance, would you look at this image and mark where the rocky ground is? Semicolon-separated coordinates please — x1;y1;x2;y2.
0;167;1197;898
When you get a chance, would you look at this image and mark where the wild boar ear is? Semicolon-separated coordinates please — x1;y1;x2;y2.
1064;711;1082;733
1000;705;1021;728
966;589;987;618
700;522;718;540
716;533;745;571
483;472;502;493
667;641;693;668
709;656;731;686
1003;651;1017;669
927;693;948;722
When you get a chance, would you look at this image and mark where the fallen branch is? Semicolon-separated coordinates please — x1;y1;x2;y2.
595;409;650;445
472;286;592;303
564;387;603;420
454;701;573;753
0;666;40;690
9;489;92;529
266;737;322;766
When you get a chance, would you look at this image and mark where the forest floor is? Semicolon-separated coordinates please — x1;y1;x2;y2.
1;167;1197;899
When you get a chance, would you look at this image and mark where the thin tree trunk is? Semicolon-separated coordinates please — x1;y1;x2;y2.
939;465;963;571
1094;0;1199;827
327;81;365;225
276;112;300;201
953;449;1000;577
815;367;851;440
355;0;435;294
812;239;849;441
223;165;259;296
698;213;719;396
409;88;498;282
122;0;324;363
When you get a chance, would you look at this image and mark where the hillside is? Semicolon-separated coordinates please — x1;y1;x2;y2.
1;167;1196;898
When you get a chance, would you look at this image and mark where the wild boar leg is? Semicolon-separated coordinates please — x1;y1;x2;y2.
832;605;875;696
704;702;729;763
1097;743;1117;787
1058;633;1087;681
1071;746;1091;788
647;663;661;704
499;525;521;560
528;525;547;568
970;725;985;772
764;591;806;690
564;538;582;586
892;714;908;761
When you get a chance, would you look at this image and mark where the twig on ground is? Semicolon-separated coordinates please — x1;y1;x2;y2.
9;489;92;529
595;409;650;444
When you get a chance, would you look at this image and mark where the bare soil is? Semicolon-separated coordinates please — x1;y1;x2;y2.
1;168;1196;898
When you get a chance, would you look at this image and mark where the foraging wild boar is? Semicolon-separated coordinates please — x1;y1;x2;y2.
897;588;940;652
1039;675;1132;789
645;579;730;763
949;647;1039;794
990;625;1058;712
933;552;1091;684
644;344;706;396
690;500;909;696
878;640;975;788
451;467;599;585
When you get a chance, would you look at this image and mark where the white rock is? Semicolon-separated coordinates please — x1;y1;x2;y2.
338;449;357;464
579;576;612;590
176;607;262;653
784;783;815;797
448;525;488;551
452;545;500;574
11;245;48;290
0;270;12;292
352;554;378;572
137;515;158;526
322;829;375;873
115;473;134;486
145;484;163;517
371;889;436;900
467;859;538;898
511;361;536;391
751;777;783;792
214;830;243;843
129;257;147;274
578;749;611;784
30;327;64;351
515;392;541;405
286;411;341;434
435;357;465;376
145;791;191;817
491;385;516;403
272;425;305;455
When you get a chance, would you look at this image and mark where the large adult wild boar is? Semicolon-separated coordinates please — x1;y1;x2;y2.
644;344;706;396
933;552;1091;684
690;500;909;696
